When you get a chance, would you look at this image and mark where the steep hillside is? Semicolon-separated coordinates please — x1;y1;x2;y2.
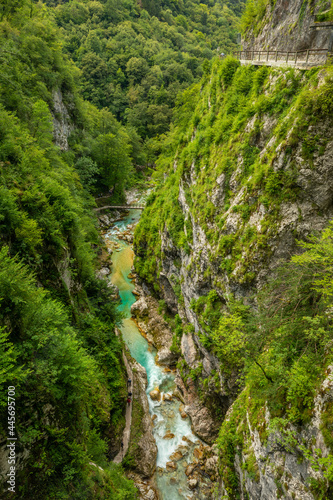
0;2;137;498
0;0;249;498
134;16;333;500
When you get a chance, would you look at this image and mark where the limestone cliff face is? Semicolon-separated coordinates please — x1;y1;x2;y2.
242;0;332;53
146;93;333;443
216;366;333;500
52;89;74;150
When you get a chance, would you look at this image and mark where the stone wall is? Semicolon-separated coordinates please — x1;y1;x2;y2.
243;0;332;52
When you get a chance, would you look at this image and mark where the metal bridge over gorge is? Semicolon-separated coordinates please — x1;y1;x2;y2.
94;205;144;211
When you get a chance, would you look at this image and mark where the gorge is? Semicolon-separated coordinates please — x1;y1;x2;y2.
1;0;333;499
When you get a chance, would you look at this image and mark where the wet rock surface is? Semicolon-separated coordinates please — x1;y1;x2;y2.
156;441;219;499
127;472;159;500
131;292;178;366
149;388;161;401
128;357;158;477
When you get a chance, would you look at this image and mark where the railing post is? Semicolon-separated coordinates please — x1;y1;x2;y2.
306;49;309;63
267;50;269;61
252;50;254;60
258;51;261;61
286;51;289;63
275;50;278;62
295;51;297;64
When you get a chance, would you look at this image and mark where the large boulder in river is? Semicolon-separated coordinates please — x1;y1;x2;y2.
149;388;161;401
163;431;175;439
131;296;148;316
188;478;198;490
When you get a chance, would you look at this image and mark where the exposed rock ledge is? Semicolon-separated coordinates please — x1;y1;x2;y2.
175;374;220;445
218;366;333;500
131;287;178;366
126;351;158;478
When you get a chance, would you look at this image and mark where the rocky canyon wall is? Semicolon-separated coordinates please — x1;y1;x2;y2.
242;0;333;52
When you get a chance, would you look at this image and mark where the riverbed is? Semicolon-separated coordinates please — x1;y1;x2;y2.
104;206;204;499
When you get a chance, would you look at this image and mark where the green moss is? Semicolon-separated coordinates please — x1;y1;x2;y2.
320;399;333;450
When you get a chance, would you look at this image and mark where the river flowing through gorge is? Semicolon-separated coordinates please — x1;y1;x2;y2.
102;201;210;500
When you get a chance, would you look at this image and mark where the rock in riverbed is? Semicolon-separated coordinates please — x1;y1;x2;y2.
149;388;161;401
188;478;198;490
163;431;175;439
166;461;177;471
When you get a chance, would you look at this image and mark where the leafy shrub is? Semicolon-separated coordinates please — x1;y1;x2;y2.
220;56;241;87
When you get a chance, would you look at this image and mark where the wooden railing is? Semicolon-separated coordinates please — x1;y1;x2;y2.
234;48;332;66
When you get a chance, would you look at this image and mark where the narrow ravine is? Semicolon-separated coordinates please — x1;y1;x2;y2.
102;200;207;500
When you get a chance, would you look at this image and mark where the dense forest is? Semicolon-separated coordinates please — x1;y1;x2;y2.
50;0;244;160
0;0;244;498
0;1;137;498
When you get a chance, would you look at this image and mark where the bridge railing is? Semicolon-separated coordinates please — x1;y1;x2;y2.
234;48;332;66
94;205;144;211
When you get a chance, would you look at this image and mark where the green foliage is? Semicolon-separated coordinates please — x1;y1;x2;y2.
170;314;184;354
241;0;271;34
211;312;246;368
216;390;246;498
216;225;333;495
75;156;100;190
0;4;136;497
0;325;26;402
292;221;333;303
53;0;244;146
91;132;133;198
220;56;240;87
315;0;333;21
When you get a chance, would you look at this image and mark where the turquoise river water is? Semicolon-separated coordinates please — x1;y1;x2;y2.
105;208;201;500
